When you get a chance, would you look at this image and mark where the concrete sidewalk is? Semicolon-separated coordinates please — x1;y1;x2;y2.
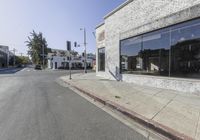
60;73;200;140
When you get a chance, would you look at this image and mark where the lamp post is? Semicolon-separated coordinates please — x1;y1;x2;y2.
51;56;53;69
42;44;45;69
67;41;72;80
80;28;87;73
69;51;72;80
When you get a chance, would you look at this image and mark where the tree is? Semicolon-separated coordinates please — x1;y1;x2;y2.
25;30;50;65
60;51;66;57
16;56;30;65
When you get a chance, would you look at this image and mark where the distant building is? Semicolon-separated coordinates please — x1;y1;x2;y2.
86;53;96;70
0;45;9;68
47;48;95;70
47;49;70;69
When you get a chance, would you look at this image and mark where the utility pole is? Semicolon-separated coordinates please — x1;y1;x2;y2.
42;45;45;68
80;28;87;73
67;41;72;80
27;52;30;64
69;52;72;80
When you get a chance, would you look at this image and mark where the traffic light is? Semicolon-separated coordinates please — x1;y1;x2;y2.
74;42;77;47
82;52;85;57
67;41;71;51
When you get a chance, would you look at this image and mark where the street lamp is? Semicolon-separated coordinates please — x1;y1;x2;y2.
67;41;80;80
51;55;53;69
80;28;87;73
66;41;72;80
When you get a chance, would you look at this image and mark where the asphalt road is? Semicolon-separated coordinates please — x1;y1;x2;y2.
0;68;147;140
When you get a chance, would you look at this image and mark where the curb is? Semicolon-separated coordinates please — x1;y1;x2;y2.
63;79;193;140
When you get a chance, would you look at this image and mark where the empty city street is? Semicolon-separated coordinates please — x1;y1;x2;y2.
0;68;146;140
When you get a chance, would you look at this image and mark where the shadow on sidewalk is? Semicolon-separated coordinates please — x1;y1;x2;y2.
109;66;122;81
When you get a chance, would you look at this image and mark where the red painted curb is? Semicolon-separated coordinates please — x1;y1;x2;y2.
63;80;193;140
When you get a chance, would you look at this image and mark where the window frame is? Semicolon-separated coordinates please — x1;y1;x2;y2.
98;47;105;72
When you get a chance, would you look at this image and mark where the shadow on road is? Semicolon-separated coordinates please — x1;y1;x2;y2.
0;68;24;75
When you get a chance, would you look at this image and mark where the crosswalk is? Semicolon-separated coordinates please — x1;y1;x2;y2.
19;68;62;73
0;67;71;75
20;68;36;72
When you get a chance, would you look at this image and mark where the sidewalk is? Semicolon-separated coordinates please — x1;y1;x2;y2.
60;73;200;140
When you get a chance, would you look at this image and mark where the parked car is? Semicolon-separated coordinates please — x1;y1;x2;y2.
35;65;42;70
17;64;22;68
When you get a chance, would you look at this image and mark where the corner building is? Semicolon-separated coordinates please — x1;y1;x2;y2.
96;0;200;94
0;45;9;68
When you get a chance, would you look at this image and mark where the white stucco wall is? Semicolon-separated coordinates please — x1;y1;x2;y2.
48;56;68;69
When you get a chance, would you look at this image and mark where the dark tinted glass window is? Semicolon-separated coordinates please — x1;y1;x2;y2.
141;30;170;76
120;37;142;74
171;23;200;78
120;18;200;79
98;48;105;71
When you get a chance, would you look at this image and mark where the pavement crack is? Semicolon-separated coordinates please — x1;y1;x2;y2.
195;110;200;139
151;95;176;120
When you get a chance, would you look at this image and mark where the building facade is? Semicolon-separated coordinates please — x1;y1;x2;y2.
96;0;200;94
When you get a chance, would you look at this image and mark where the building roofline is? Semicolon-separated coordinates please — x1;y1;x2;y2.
0;45;9;53
0;45;8;47
96;0;133;29
104;0;133;19
95;22;105;29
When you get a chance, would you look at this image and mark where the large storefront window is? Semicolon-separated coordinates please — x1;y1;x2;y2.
142;29;170;76
120;37;142;73
120;18;200;79
98;47;105;71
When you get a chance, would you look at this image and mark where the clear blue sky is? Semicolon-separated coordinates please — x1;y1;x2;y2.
0;0;125;56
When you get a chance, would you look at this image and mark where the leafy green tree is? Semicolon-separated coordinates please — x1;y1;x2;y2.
16;56;30;65
26;30;50;65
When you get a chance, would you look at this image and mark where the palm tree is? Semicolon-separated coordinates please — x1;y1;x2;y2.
25;30;48;65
